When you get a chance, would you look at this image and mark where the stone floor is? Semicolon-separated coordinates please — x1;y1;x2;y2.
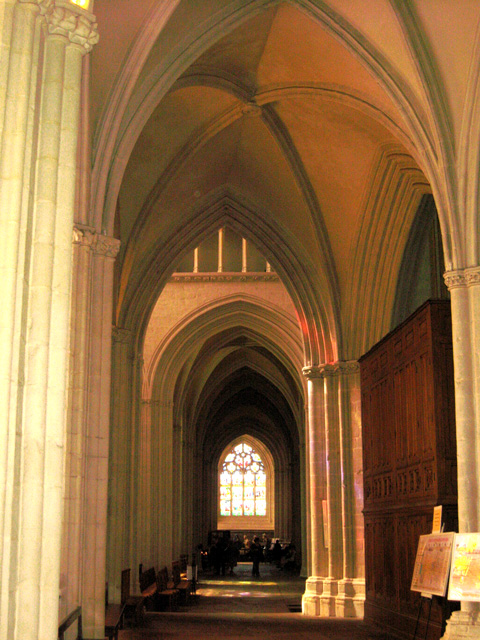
118;563;392;640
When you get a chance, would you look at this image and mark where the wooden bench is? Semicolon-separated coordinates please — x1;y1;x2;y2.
172;560;192;605
155;566;179;611
139;565;158;611
121;568;145;627
104;603;125;640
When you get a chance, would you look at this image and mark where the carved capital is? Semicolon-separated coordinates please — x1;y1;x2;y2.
45;1;99;53
334;360;360;375
302;365;325;380
73;224;96;248
465;266;480;287
303;360;359;379
94;235;120;259
443;269;466;290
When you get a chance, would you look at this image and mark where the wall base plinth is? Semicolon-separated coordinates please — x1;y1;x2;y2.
335;578;365;618
442;611;480;639
319;577;338;616
302;576;324;615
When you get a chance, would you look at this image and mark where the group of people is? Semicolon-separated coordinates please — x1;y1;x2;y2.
207;533;297;578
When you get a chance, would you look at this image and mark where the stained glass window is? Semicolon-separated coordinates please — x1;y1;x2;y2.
219;443;267;516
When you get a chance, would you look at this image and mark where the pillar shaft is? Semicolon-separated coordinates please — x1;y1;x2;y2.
0;2;98;637
442;269;480;638
302;369;328;615
107;328;134;602
60;226;95;620
302;363;365;618
82;235;119;638
0;3;43;635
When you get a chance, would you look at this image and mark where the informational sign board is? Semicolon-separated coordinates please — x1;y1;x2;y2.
411;532;454;597
432;506;443;534
448;533;480;601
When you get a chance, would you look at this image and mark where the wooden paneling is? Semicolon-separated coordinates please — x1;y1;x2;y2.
360;301;457;640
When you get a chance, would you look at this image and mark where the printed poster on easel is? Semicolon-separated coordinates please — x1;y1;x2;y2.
448;533;480;601
411;532;454;597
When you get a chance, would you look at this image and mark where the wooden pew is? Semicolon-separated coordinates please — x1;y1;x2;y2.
139;566;157;610
155;566;179;611
121;568;145;627
172;560;192;605
104;603;124;640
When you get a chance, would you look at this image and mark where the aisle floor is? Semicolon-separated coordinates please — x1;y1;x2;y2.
118;563;391;640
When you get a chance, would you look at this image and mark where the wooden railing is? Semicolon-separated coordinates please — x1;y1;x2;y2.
58;606;82;640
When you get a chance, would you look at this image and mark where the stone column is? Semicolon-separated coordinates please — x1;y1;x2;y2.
60;225;95;620
321;365;344;616
182;437;195;558
302;363;365;619
275;465;288;541
299;425;309;578
107;327;134;602
442;269;480;639
1;3;98;638
150;396;174;566
0;2;47;634
139;396;153;565
335;362;365;618
302;367;328;615
82;234;120;638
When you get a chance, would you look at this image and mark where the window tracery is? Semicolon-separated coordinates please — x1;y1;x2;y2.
219;443;267;517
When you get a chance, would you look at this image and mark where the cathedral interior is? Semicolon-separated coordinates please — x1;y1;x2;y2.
1;1;480;639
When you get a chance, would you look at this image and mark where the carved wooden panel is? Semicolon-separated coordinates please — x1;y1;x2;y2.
360;301;457;640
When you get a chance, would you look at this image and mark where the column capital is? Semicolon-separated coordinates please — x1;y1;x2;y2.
45;1;99;53
444;269;467;290
444;266;480;290
303;361;359;379
465;265;480;286
73;224;96;248
94;235;120;259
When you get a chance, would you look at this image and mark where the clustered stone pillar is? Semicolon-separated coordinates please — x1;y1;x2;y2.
302;367;329;615
60;224;96;621
82;234;120;638
302;362;365;618
107;327;134;602
442;269;480;639
0;2;98;639
336;362;365;617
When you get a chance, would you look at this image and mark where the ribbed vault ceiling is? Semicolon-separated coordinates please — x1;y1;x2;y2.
92;0;477;460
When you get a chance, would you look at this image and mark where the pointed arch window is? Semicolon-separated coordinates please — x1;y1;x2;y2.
217;437;274;530
220;443;266;517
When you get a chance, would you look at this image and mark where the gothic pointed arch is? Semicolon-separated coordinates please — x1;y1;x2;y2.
122;190;339;367
217;435;275;531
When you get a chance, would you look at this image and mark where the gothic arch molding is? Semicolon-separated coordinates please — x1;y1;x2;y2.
344;144;432;357
145;293;304;402
124;191;338;367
